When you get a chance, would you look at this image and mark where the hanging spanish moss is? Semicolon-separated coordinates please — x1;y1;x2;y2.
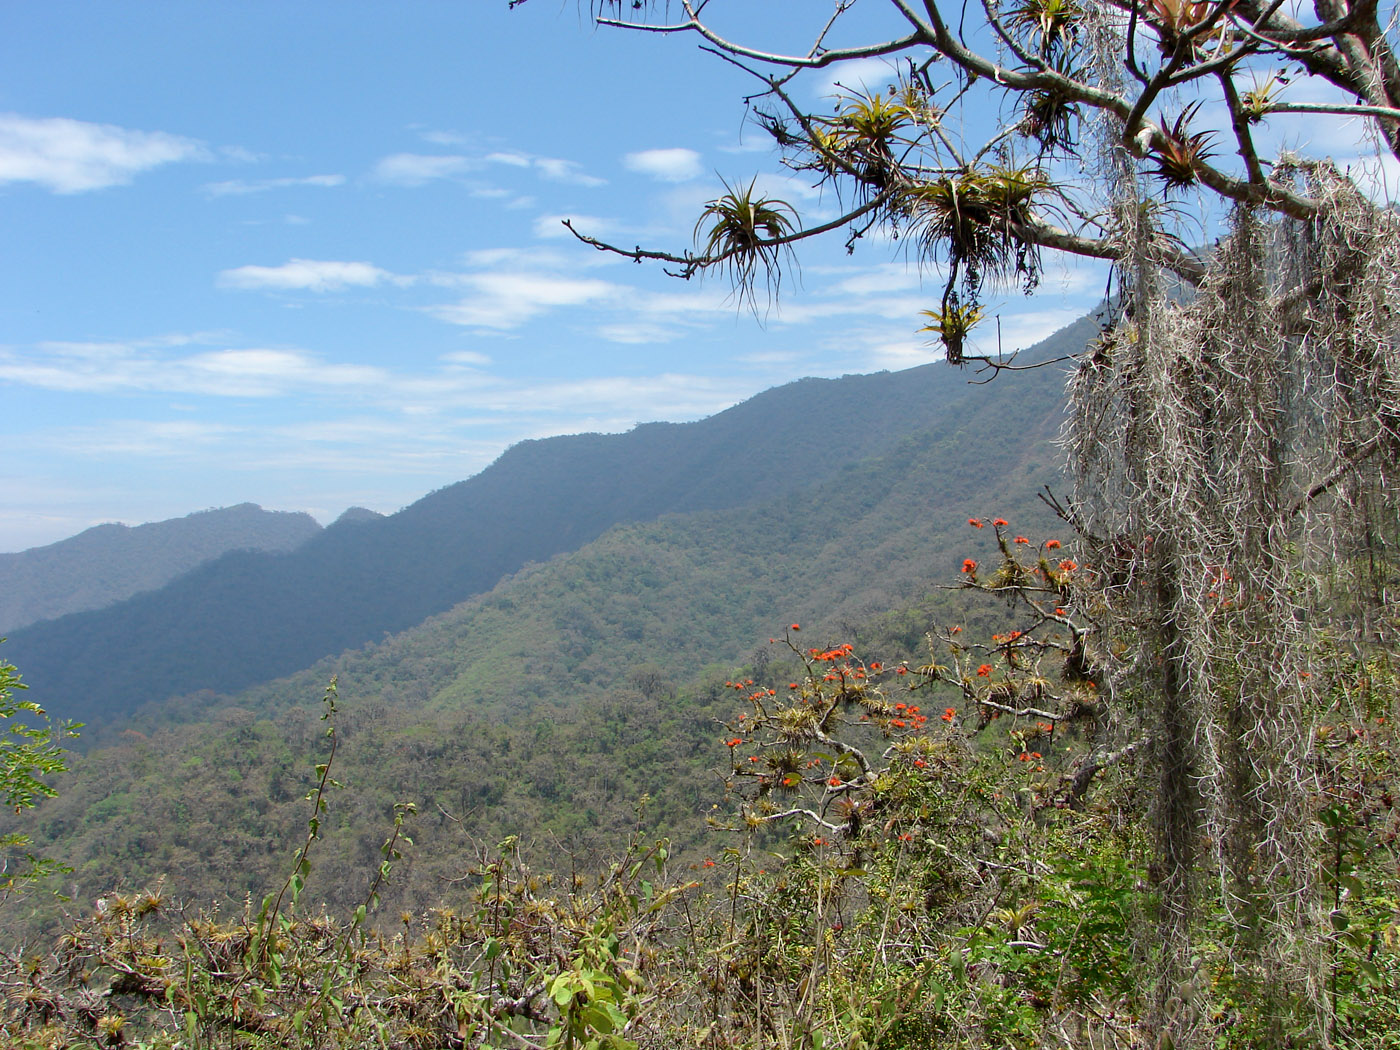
1067;163;1400;1045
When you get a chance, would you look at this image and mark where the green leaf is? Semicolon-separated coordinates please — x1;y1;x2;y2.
550;977;574;1008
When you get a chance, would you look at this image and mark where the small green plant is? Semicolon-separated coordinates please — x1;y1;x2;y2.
0;644;80;906
694;176;799;315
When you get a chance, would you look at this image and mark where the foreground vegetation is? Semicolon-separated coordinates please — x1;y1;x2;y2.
3;520;1395;1049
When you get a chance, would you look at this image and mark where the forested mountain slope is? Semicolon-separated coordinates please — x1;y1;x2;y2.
16;328;1082;918
0;504;320;634
3;321;1095;735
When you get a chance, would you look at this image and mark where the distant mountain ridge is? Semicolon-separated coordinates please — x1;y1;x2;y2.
4;316;1098;735
0;504;321;634
16;332;1078;913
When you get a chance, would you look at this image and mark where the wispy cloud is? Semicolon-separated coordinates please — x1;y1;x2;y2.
371;147;606;189
441;350;492;367
595;321;681;345
371;152;476;185
532;212;617;240
0;340;393;398
420;130;468;147
487;151;606;187
810;58;902;102
42;419;241;456
1;334;757;440
0;113;205;193
623;148;703;182
203;173;345;196
218;259;398;292
427;272;620;330
534;157;606;186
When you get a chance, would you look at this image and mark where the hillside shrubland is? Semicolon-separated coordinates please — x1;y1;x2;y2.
0;350;1066;929
1;520;1395;1049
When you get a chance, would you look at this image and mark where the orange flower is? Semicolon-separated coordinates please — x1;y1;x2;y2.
1014;535;1030;544
896;666;908;675
977;664;993;677
726;738;742;748
789;682;799;689
790;623;800;631
1059;559;1077;571
993;518;1008;527
942;707;956;721
969;518;984;528
1045;539;1061;549
962;558;977;573
828;776;842;787
913;758;926;769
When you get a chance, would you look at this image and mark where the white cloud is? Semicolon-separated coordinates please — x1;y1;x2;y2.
441;350;493;366
420;130;468;147
485;151;531;168
830;263;924;296
374;148;605;189
810;58;902;103
203;173;345;196
534;156;606;187
634;287;744;317
0;339;398;399
761;291;930;326
43;419;241;456
485;150;606;187
218;145;264;164
462;373;748;421
428;272;620;330
865;334;939;370
533;212;615;239
0;113;205;193
595;321;681;344
218;258;396;293
624;148;703;182
183;349;384;394
371;152;476;185
985;307;1087;354
449;246;580;272
735;349;802;366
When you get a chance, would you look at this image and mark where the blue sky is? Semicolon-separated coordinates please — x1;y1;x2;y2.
5;1;1362;552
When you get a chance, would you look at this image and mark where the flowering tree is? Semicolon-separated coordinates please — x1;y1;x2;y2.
513;2;1400;1043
